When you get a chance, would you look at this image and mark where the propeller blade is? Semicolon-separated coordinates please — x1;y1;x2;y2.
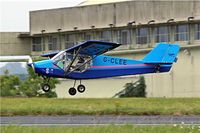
28;57;33;64
27;57;35;72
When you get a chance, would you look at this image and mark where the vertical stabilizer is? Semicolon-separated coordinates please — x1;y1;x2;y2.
143;43;180;64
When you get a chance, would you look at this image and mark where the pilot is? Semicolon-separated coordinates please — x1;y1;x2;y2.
76;56;85;72
78;56;85;64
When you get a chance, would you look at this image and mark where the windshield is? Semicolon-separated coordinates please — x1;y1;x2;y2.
51;51;65;60
52;51;73;69
51;51;92;72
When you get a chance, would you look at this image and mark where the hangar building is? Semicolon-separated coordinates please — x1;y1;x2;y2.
0;0;200;97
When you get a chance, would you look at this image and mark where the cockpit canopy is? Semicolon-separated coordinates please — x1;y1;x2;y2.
51;51;92;72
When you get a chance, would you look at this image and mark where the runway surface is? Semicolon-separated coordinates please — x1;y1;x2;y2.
1;115;200;126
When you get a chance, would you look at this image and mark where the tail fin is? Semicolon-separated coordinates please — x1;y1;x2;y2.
143;43;180;64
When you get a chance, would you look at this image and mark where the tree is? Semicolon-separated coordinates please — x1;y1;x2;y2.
0;70;21;96
0;68;59;98
113;76;146;98
19;67;58;98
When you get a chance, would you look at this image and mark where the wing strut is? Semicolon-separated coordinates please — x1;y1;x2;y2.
64;47;82;75
65;55;98;76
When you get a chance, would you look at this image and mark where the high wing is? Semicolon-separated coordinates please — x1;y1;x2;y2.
41;40;121;58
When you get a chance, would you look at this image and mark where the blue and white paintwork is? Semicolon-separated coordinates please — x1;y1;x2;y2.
29;41;180;80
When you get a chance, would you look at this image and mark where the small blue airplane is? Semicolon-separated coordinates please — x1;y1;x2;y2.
28;40;180;96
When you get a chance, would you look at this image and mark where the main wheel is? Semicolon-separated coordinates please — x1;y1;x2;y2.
77;85;85;93
68;87;77;96
42;83;51;92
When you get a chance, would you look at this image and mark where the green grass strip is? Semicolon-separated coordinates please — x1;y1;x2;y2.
1;98;200;116
1;125;200;133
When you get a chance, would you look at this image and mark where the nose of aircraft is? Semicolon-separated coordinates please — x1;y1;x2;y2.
27;57;35;71
27;63;32;67
27;63;35;72
27;59;53;74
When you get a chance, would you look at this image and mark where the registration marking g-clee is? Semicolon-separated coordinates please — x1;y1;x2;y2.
103;57;127;65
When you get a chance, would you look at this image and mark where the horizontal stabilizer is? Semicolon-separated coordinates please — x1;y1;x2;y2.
143;43;180;64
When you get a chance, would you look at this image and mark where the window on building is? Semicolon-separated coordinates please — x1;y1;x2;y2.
76;33;84;43
95;31;101;40
32;37;42;51
175;24;188;41
48;35;58;50
117;29;130;44
65;34;75;49
155;26;168;43
101;30;111;42
195;23;200;40
136;27;149;44
84;33;91;41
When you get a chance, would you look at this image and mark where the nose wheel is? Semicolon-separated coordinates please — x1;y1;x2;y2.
41;76;51;92
68;80;86;96
42;83;51;92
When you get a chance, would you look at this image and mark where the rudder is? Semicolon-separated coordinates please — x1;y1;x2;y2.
143;43;180;64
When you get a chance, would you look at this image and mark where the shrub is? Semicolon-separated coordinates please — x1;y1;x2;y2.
0;70;21;96
114;76;146;98
0;68;58;98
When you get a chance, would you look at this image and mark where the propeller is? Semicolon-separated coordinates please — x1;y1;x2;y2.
28;57;33;64
27;57;35;71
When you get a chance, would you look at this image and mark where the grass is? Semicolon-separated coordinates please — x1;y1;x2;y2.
1;125;200;133
0;98;200;116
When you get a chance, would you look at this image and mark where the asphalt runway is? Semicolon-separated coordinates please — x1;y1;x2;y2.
1;115;200;126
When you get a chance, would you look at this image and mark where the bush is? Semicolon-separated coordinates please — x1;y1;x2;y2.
0;73;21;97
0;68;59;98
114;76;146;98
19;67;58;98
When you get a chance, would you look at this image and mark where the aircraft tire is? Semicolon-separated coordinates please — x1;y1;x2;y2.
77;85;85;93
68;87;77;96
42;83;51;92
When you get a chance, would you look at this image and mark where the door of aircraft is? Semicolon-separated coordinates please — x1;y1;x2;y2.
52;51;91;73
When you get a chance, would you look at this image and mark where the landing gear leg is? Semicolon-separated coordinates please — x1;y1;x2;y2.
41;76;51;92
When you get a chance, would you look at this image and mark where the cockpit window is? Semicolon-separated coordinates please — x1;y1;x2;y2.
52;51;92;72
52;51;72;69
51;51;65;61
72;55;92;72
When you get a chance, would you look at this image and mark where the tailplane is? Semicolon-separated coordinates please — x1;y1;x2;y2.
143;43;180;64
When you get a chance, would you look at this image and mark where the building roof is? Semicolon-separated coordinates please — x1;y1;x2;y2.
77;0;132;6
0;56;31;62
77;0;185;6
